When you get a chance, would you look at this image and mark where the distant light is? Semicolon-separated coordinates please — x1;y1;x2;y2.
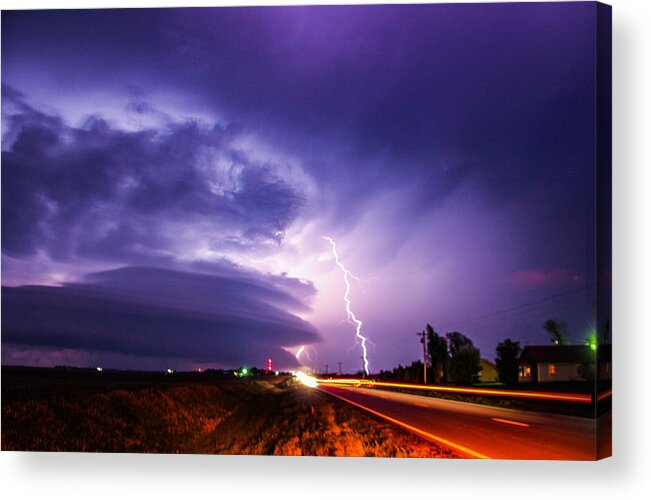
241;368;248;375
274;370;279;376
96;366;103;372
295;371;318;388
585;331;598;352
167;368;174;374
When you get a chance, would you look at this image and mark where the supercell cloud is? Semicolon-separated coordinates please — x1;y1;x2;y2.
2;266;319;370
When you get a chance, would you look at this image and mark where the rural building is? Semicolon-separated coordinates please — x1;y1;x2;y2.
479;359;498;383
518;345;605;383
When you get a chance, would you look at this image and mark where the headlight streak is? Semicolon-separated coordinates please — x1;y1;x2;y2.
294;371;319;388
316;379;593;403
323;236;370;375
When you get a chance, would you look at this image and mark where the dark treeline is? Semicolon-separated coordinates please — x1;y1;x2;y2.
378;325;482;385
377;318;601;386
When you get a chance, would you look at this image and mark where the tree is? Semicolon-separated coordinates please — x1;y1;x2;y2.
446;331;482;385
495;338;521;385
426;324;449;383
543;319;569;345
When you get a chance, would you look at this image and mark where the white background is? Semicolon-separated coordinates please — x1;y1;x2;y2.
0;0;649;498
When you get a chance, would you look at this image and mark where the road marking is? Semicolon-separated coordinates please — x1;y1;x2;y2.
321;388;490;459
491;417;530;428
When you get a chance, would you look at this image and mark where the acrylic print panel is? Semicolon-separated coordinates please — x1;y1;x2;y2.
0;2;611;460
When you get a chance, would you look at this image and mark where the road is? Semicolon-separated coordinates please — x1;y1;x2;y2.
320;384;607;460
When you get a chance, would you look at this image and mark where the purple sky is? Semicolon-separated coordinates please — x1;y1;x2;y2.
1;3;601;372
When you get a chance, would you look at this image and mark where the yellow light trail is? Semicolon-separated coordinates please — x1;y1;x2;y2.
317;379;593;403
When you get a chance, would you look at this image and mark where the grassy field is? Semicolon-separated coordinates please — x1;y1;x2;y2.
1;367;457;458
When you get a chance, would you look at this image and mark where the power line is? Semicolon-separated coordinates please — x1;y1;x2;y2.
458;293;593;332
443;284;595;330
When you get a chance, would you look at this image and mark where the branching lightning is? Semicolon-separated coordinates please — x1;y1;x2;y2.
295;345;313;363
323;236;370;375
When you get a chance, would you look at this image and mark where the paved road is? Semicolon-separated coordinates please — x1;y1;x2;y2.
320;384;607;460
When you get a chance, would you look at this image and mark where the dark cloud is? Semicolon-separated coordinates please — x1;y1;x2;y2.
2;5;597;201
1;86;305;262
2;266;320;369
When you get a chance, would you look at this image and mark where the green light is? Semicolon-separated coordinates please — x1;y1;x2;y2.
585;331;598;352
274;370;279;376
241;368;248;375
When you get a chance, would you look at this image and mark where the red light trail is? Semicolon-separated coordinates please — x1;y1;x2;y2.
316;378;593;403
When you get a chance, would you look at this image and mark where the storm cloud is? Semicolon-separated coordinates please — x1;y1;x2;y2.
2;266;320;369
1;85;306;263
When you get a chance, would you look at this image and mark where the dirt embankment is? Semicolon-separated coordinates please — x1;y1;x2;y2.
2;371;457;458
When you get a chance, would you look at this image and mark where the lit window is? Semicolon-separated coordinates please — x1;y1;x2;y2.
548;364;556;376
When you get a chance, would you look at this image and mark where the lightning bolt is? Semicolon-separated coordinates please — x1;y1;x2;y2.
323;236;370;375
295;345;313;363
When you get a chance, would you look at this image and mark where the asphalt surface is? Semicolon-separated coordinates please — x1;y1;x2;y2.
320;384;608;460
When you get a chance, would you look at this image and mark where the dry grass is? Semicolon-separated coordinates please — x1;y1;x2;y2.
2;372;457;458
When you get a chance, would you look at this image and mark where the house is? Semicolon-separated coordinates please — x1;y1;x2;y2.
478;359;498;383
518;345;599;383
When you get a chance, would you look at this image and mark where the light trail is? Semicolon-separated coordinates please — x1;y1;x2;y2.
316;379;593;403
323;236;370;375
596;388;612;402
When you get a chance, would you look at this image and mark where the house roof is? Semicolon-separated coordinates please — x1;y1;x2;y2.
520;345;596;364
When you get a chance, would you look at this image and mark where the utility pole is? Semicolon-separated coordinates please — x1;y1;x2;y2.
338;361;342;375
417;330;428;384
360;356;366;379
325;364;329;374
